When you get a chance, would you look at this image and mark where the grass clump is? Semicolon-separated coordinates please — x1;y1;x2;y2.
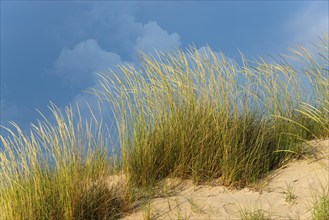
0;104;127;219
94;35;328;188
311;183;329;220
284;182;297;204
74;180;124;220
0;35;328;219
312;194;329;220
240;208;271;220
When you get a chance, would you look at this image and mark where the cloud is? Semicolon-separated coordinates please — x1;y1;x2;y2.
135;21;181;54
51;3;182;89
56;2;182;59
52;2;182;89
51;39;121;88
49;3;182;143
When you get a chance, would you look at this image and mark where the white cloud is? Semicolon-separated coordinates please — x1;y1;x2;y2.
52;4;181;88
135;21;181;54
52;39;121;88
50;4;182;138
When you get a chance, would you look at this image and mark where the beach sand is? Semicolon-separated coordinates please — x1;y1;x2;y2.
119;139;328;219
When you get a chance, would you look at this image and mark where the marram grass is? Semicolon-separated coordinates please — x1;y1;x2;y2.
312;194;329;220
0;104;127;219
94;34;328;188
0;35;328;219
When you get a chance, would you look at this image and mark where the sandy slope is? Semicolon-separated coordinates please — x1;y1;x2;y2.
120;139;328;220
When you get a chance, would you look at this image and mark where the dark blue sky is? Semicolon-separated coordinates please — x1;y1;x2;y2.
1;1;328;132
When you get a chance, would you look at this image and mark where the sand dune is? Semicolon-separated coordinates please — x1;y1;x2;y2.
120;139;328;220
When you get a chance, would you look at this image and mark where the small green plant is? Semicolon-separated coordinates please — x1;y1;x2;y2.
240;208;271;220
312;194;329;220
311;185;329;220
284;182;297;204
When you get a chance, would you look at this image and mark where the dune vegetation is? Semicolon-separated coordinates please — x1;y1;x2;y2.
95;34;328;188
0;104;128;219
0;35;328;219
312;194;329;220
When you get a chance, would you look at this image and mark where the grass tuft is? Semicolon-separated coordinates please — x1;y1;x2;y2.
312;194;329;220
0;104;127;219
74;179;124;220
94;34;328;188
240;208;271;220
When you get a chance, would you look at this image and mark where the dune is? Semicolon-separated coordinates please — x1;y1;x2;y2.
119;139;328;219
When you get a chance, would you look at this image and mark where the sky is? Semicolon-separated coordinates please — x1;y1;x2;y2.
1;1;328;134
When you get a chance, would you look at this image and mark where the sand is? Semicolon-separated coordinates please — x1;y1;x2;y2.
119;139;328;220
